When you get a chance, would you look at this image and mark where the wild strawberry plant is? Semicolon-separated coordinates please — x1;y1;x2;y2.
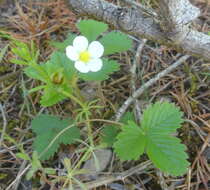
11;19;189;184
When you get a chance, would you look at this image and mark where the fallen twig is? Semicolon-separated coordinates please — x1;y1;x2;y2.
74;160;153;190
130;39;147;122
115;55;190;121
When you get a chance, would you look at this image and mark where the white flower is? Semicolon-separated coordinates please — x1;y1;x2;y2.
66;36;104;73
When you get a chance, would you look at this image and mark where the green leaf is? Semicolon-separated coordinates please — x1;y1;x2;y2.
114;102;189;176
32;114;80;160
10;58;28;65
146;134;189;176
79;58;120;81
16;153;31;161
101;112;135;147
99;31;132;55
49;51;76;81
121;111;135;124
114;121;146;160
10;40;39;64
77;19;108;41
40;84;67;107
141;102;183;134
11;46;30;62
24;66;46;82
101;125;119;147
11;40;39;64
31;151;42;169
26;169;36;180
26;151;42;180
34;52;74;106
50;33;76;52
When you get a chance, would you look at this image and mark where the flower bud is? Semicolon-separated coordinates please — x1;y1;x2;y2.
51;72;64;84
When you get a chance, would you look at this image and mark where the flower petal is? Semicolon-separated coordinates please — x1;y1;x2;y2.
73;36;88;52
88;41;104;58
87;58;103;72
75;61;90;73
66;46;79;61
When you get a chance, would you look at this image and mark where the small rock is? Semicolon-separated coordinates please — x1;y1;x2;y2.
81;149;112;180
80;82;98;101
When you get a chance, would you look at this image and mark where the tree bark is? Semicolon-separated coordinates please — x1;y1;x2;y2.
65;0;210;61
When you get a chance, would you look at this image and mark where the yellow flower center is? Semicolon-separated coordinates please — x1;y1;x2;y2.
79;51;91;63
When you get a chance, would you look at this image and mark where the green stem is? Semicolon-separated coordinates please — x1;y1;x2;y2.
71;75;85;103
73;84;85;103
72;148;91;172
85;112;94;148
61;90;85;108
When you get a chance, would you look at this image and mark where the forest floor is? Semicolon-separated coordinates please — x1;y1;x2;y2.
0;0;209;190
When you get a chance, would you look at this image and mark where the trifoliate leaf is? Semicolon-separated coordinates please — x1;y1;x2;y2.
50;33;76;52
114;121;146;160
99;31;132;55
77;20;108;42
78;58;120;81
32;114;80;160
101;125;119;147
114;102;189;176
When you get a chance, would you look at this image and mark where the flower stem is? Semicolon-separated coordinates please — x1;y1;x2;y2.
61;90;85;108
85;112;94;148
71;75;85;103
72;148;91;171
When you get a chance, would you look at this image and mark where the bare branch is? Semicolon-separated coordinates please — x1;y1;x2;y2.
65;0;210;61
158;0;200;41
